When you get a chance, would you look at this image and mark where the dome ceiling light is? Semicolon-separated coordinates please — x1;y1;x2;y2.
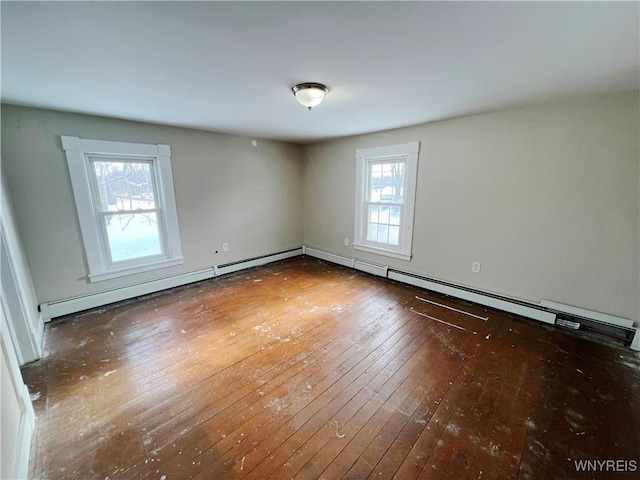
291;83;329;111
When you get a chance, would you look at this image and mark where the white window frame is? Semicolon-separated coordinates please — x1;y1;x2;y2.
62;136;183;282
353;141;420;261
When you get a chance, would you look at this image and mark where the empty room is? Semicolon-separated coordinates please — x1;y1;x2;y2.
1;2;639;479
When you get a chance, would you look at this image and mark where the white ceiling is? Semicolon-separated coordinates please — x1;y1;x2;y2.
2;1;638;144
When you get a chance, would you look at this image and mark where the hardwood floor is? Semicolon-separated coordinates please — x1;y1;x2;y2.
22;257;640;479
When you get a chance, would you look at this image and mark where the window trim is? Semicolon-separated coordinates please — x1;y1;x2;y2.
353;141;419;261
62;136;183;282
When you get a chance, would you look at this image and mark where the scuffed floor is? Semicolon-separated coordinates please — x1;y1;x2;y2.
22;257;640;479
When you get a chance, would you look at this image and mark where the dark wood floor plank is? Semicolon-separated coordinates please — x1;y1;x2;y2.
292;336;440;480
21;257;640;480
388;361;479;480
361;372;457;480
320;335;466;480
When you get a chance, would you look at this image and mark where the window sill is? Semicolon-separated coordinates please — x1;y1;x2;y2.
352;243;412;262
88;257;185;282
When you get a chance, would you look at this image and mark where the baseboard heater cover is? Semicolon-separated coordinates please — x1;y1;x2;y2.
215;248;303;276
40;247;303;320
388;270;556;325
304;247;355;268
540;300;638;351
540;299;634;330
353;259;388;277
304;247;388;276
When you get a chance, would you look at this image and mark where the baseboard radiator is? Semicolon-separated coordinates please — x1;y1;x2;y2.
301;247;389;277
302;246;355;268
39;245;639;350
303;246;639;351
354;259;388;277
388;270;556;325
40;247;303;320
540;299;639;351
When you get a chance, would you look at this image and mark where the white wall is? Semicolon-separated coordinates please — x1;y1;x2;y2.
303;91;640;324
1;105;304;305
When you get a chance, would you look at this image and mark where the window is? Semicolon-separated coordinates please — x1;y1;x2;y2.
62;136;183;282
353;141;419;261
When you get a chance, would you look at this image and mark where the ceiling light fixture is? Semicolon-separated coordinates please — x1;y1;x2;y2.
291;83;329;111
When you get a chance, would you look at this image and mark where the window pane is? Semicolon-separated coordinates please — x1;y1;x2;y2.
92;159;156;212
377;224;389;243
389;162;405;203
389;226;400;245
379;206;390;224
368;204;379;222
369;166;383;202
371;161;406;204
104;212;162;262
390;206;401;226
367;223;378;242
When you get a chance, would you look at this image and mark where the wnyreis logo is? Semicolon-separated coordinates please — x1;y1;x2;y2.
574;459;637;472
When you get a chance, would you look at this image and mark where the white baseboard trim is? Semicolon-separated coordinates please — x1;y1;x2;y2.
304;248;395;278
40;247;303;320
388;270;556;325
215;248;302;276
304;247;355;268
354;259;388;277
41;267;216;320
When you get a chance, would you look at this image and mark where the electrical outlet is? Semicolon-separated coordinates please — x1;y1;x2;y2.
344;238;350;246
472;261;481;274
222;243;228;252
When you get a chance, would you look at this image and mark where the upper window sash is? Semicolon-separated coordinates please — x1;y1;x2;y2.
88;156;158;213
366;158;407;205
